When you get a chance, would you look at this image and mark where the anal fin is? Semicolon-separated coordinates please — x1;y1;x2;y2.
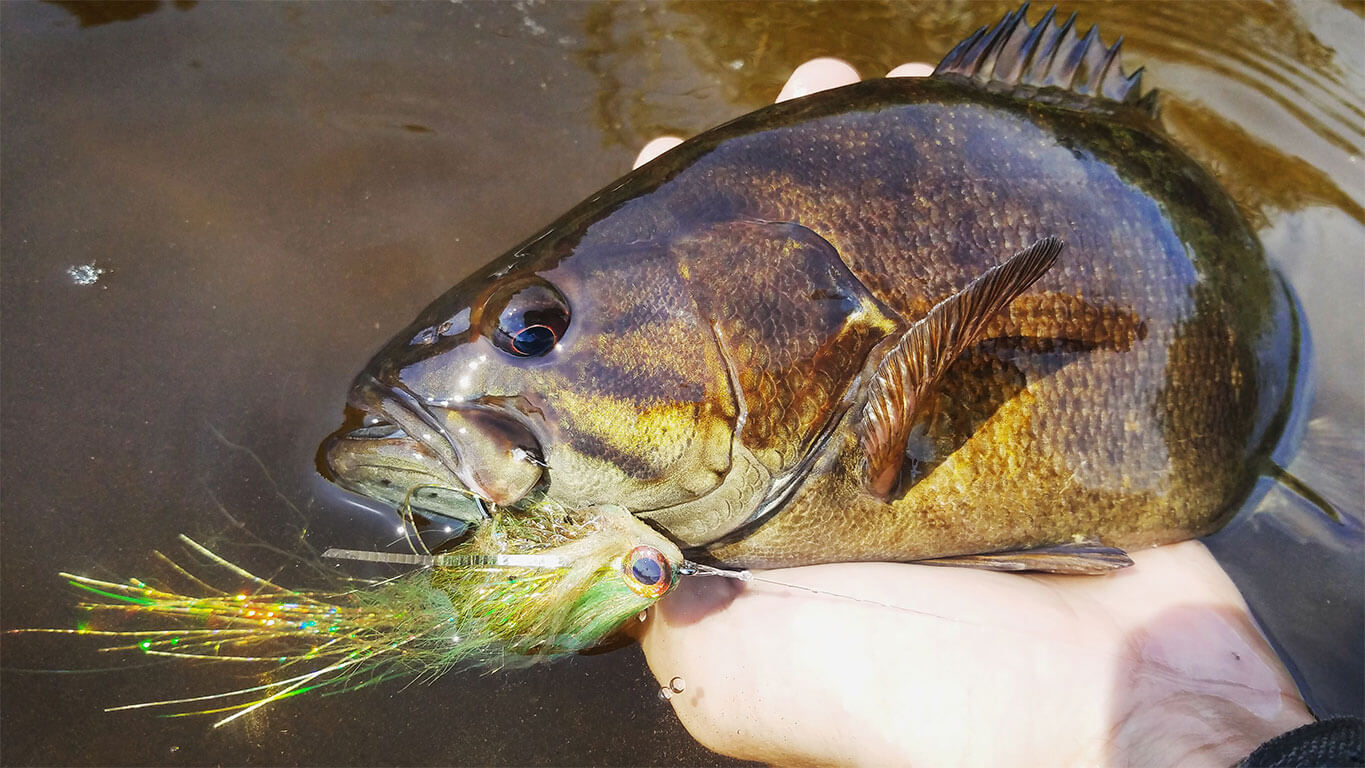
859;236;1063;497
919;541;1134;575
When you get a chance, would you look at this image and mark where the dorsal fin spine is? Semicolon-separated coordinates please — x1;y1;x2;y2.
1039;11;1079;89
974;6;1020;80
1104;39;1137;101
1026;10;1070;86
1081;28;1113;95
994;7;1035;82
1016;5;1056;84
1135;85;1160;116
940;25;987;76
1069;26;1101;92
961;27;990;68
932;4;1159;120
1097;37;1122;98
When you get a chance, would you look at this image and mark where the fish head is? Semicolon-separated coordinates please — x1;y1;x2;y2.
322;234;746;539
323;218;897;545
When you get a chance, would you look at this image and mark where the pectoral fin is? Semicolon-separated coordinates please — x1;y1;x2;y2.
860;236;1063;497
919;541;1134;575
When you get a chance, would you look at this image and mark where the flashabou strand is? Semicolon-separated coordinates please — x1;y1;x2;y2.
23;505;686;725
40;563;427;725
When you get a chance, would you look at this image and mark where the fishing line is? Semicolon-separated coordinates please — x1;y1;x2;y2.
656;563;1274;713
681;560;990;627
393;483;495;556
678;560;1277;695
748;574;997;626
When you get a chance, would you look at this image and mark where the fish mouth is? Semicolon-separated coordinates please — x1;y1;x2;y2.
321;374;546;513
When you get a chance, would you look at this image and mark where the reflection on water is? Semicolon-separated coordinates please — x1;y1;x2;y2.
1;1;1360;765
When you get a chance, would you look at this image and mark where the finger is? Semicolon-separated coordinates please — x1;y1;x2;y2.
887;62;935;78
633;136;684;170
776;57;859;102
639;564;1012;766
640;571;894;766
634;58;863;169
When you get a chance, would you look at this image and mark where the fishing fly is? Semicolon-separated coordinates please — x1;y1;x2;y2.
20;504;691;726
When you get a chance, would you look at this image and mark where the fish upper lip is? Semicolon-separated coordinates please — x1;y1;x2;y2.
344;422;407;440
346;373;475;494
343;374;546;506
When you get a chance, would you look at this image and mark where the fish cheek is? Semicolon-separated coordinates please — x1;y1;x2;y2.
543;406;737;513
530;252;740;510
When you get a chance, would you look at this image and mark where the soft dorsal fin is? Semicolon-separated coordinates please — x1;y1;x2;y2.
933;3;1159;119
860;237;1063;498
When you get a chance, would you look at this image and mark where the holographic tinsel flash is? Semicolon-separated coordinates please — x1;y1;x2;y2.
26;504;682;726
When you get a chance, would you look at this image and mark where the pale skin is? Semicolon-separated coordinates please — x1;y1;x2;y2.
630;60;1313;768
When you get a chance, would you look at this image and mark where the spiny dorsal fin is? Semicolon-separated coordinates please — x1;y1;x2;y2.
934;3;1159;120
859;237;1063;498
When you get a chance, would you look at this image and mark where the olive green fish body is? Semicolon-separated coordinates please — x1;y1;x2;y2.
324;8;1296;571
677;77;1295;566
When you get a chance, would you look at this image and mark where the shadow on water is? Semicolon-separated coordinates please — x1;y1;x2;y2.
47;0;197;29
1;1;1360;765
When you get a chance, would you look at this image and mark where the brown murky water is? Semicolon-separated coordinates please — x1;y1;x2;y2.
2;2;1360;765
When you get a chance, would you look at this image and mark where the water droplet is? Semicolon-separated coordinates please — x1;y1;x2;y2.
658;675;685;700
66;262;105;286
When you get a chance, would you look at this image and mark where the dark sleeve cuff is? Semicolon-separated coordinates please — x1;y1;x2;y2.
1240;716;1364;768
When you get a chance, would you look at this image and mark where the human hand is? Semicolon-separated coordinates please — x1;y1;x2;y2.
630;61;1313;768
637;541;1309;766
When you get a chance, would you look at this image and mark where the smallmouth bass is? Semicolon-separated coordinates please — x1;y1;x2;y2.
322;5;1298;572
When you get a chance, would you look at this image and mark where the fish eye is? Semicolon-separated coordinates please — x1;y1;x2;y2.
482;279;570;358
621;545;673;599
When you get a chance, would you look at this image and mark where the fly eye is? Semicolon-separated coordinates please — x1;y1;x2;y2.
621;546;673;599
482;279;570;358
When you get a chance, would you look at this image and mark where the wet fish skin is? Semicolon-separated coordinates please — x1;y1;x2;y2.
654;75;1293;566
326;53;1294;570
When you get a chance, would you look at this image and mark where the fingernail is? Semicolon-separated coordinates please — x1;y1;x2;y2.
634;136;684;169
777;58;859;102
887;62;934;78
